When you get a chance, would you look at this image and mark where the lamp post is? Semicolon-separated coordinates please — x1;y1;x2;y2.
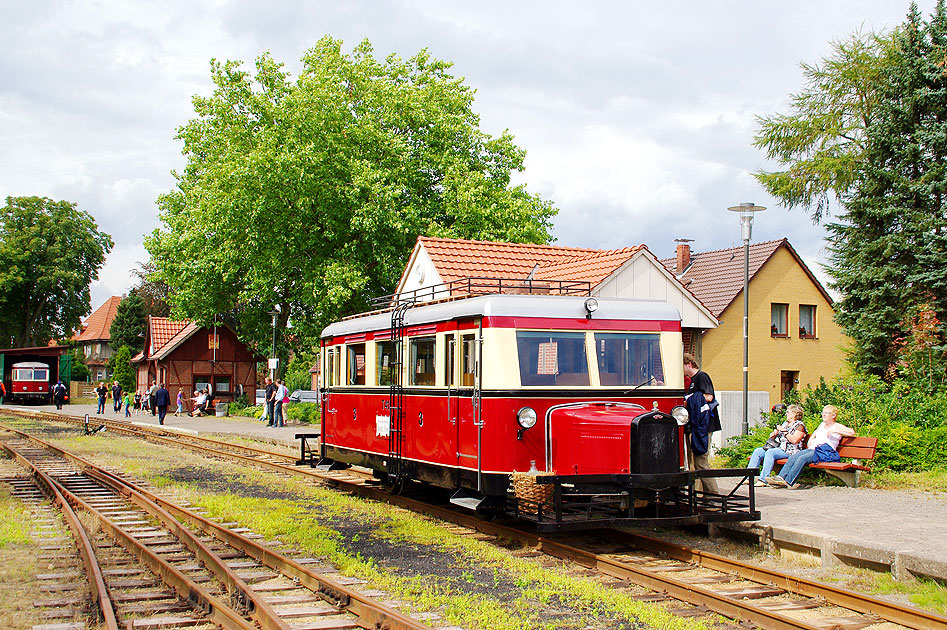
727;202;766;436
269;308;280;380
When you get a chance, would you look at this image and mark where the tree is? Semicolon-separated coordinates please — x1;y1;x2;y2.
109;293;148;354
146;37;556;354
753;30;896;222
827;1;947;375
108;345;136;395
0;196;113;347
131;262;171;317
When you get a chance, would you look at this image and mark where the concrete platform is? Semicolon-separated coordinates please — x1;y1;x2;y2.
1;402;308;449
718;483;947;582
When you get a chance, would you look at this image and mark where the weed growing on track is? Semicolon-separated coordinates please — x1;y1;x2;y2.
0;462;44;629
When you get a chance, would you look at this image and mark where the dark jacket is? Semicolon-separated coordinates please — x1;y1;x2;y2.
154;387;171;407
685;391;720;456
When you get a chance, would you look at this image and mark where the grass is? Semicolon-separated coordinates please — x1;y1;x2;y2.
860;468;947;491
820;565;947;615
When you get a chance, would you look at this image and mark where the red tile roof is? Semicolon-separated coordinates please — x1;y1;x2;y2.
535;246;644;285
147;317;199;360
417;236;603;284
75;296;122;342
659;239;831;317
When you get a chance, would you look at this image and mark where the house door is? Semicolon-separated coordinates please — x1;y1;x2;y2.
780;370;798;402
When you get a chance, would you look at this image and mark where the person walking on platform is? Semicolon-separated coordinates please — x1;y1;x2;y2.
111;381;122;413
683;353;720;495
154;383;170;425
52;380;67;410
148;382;158;416
175;388;184;417
95;381;108;414
264;377;276;426
274;379;288;428
123;391;132;417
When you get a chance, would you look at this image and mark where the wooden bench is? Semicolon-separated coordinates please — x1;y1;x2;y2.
774;436;878;487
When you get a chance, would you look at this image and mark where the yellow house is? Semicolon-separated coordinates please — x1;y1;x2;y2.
663;239;848;406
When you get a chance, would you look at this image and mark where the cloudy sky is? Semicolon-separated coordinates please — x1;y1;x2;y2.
0;0;930;312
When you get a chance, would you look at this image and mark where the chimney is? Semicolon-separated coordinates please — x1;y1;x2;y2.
674;239;693;273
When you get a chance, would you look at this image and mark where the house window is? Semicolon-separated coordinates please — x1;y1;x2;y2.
215;377;230;392
208;332;219;350
771;303;788;337
799;305;816;338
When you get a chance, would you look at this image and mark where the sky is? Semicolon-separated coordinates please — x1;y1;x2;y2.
0;0;932;313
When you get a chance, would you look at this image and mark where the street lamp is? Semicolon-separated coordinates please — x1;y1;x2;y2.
269;307;280;380
727;202;766;436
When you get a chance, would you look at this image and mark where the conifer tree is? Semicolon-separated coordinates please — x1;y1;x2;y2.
828;1;947;375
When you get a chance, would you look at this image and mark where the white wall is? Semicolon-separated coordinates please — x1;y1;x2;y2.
712;390;770;450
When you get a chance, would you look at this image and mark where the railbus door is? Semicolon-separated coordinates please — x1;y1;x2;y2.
454;323;482;490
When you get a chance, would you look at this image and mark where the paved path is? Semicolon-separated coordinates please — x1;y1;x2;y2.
4;402;311;448
6;403;946;581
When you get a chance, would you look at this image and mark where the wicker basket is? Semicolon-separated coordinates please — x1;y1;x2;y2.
511;470;555;514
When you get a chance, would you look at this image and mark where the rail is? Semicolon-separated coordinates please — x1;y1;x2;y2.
372;276;592;307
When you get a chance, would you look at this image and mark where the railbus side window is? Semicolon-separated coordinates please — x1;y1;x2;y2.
347;344;366;385
409;337;436;386
376;341;396;386
461;334;477;387
594;333;665;386
445;335;456;387
516;331;589;387
325;348;336;387
34;369;49;381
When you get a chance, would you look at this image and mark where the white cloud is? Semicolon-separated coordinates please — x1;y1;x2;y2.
0;0;937;311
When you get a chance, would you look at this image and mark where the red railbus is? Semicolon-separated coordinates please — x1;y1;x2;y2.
10;361;52;403
319;289;758;530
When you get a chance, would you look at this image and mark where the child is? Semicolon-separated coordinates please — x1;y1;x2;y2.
175;389;184;416
124;391;132;417
133;391;142;415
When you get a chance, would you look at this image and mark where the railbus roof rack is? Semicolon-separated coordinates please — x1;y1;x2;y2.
371;276;592;309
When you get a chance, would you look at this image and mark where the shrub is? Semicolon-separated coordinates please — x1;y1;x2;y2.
285;402;320;424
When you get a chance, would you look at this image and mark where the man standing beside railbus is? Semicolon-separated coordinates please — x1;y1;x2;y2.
683;353;720;494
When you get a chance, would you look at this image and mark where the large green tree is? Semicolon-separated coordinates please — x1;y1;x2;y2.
753;30;896;222
827;2;947;376
147;37;556;352
0;196;113;347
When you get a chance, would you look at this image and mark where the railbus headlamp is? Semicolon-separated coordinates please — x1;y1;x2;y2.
516;406;538;440
671;405;690;426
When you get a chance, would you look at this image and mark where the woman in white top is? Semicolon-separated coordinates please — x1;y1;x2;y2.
769;405;855;487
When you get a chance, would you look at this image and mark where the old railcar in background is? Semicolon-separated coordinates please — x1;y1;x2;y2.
318;284;758;531
10;361;52;403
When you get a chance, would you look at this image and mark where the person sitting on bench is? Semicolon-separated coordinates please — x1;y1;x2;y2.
769;405;855;488
749;403;807;486
191;389;208;417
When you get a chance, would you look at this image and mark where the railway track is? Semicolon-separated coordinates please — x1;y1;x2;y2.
4;409;947;630
0;423;435;630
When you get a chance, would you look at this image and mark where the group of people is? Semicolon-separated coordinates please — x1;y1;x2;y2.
681;354;856;492
262;377;289;427
749;403;855;488
92;381;205;425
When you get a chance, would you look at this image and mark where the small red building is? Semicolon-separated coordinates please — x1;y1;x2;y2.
132;317;258;402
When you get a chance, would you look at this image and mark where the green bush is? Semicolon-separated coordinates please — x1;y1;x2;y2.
285;402;320;424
